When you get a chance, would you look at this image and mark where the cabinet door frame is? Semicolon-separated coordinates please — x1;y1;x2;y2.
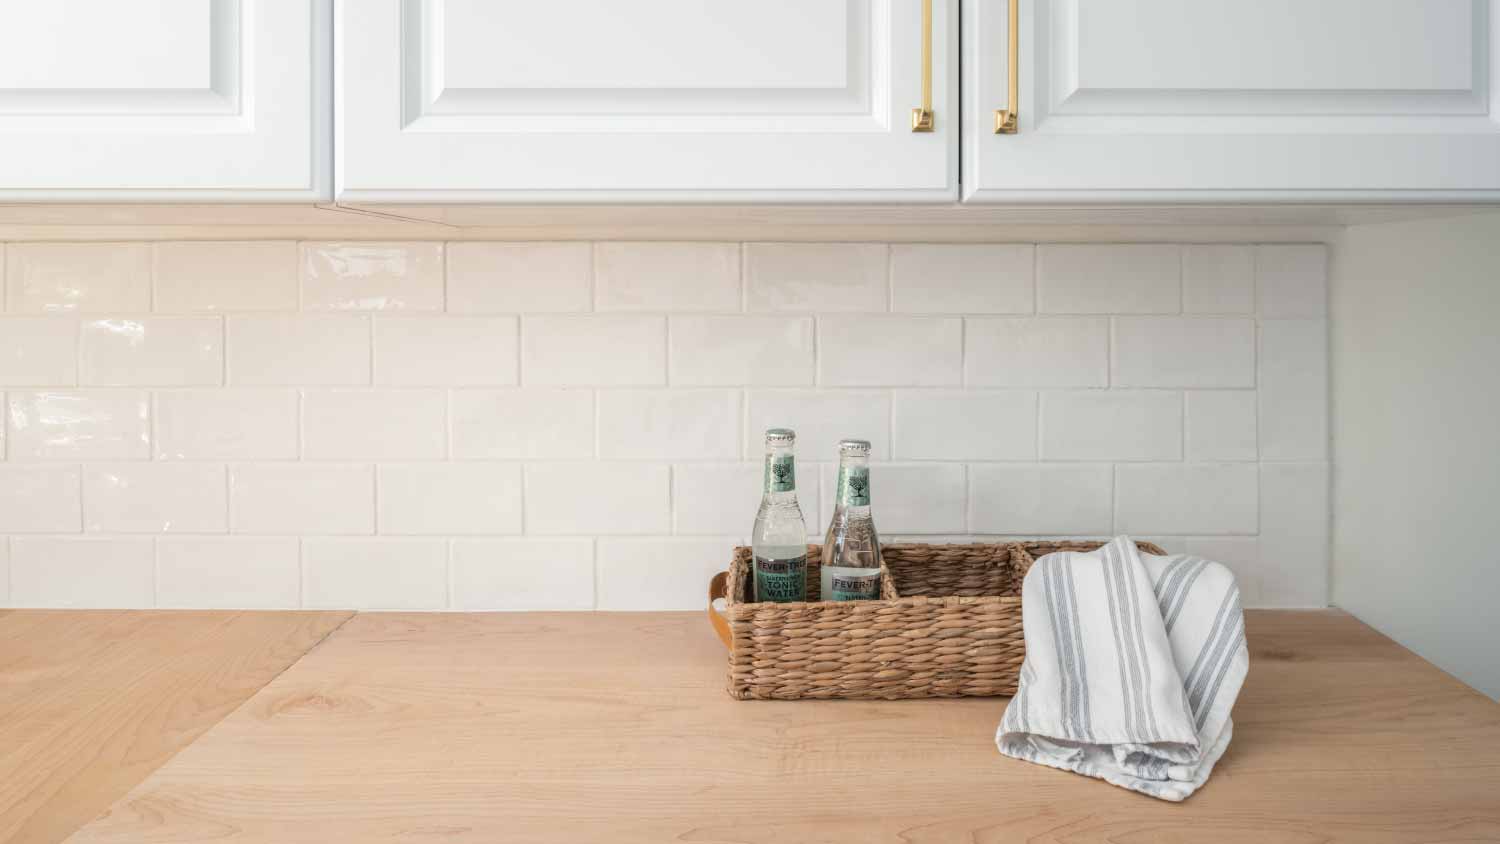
335;0;957;203
0;0;332;202
962;0;1500;203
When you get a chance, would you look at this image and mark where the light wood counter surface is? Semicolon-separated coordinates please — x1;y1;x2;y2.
0;609;1495;843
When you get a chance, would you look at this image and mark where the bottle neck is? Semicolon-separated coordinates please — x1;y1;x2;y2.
832;455;872;515
762;445;798;503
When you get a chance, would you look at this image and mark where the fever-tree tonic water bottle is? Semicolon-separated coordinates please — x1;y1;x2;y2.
822;439;882;601
752;428;809;602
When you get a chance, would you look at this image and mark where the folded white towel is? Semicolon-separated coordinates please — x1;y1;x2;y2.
996;536;1247;801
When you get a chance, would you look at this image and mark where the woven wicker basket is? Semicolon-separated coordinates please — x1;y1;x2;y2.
707;539;1166;701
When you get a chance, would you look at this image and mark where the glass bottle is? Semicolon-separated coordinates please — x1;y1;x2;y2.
821;439;882;601
751;428;809;602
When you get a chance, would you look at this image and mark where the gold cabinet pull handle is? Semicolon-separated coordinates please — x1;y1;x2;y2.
994;0;1019;133
911;0;935;132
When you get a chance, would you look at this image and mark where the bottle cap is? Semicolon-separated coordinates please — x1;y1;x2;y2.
837;438;872;455
764;428;796;446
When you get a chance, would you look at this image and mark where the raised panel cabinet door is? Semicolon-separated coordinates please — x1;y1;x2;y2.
963;0;1500;201
336;0;957;202
0;1;330;201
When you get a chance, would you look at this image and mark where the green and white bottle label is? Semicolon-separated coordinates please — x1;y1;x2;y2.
836;465;871;507
754;555;807;602
765;454;796;493
824;565;881;601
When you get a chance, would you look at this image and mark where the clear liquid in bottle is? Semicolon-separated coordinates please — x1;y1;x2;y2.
821;439;882;601
752;428;808;602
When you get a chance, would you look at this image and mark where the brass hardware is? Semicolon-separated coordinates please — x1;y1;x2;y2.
993;0;1019;134
911;0;935;132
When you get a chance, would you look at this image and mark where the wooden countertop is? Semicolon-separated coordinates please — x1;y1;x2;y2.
1;609;1497;843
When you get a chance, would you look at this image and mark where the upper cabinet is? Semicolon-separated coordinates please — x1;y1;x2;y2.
0;0;329;201
335;0;958;202
963;0;1500;202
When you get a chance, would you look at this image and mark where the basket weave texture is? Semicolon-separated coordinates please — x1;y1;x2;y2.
720;539;1165;701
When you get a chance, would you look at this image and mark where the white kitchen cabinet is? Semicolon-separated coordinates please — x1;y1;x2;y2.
335;0;957;202
963;0;1500;202
0;1;330;201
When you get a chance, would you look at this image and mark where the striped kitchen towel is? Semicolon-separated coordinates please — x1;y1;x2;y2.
996;536;1247;801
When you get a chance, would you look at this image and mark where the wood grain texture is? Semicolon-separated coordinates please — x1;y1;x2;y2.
0;610;351;844
65;610;1500;843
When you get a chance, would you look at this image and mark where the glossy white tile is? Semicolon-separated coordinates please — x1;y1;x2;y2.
745;389;891;460
451;538;595;610
374;316;519;386
154;389;298;460
818;316;961;386
447;242;591;313
153;241;298;312
83;463;227;533
1115;463;1259;535
301;389;446;460
79;317;222;386
226;315;370;385
597;389;740;459
230;464;374;535
451;388;595;459
6;390;149;460
595;242;739;311
891;244;1034;314
377;463;523;535
9;537;154;608
521;315;666;386
0;317;77;386
1038;244;1180;314
1112;317;1255;388
156;537;300;609
668;315;814;386
1183;245;1254;314
965;318;1109;387
597;537;740;610
1041;391;1183;461
969;463;1114;535
525;462;670;535
5;242;150;313
0;465;82;533
303;538;447;610
301;242;444;311
746;243;887;312
892;390;1037;460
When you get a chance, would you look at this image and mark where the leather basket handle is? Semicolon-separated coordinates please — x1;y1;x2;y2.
708;571;732;649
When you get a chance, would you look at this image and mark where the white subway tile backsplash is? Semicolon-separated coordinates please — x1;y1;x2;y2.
154;241;298;312
819;316;961;386
891;244;1034;314
5;243;151;313
227;315;370;386
154;389;298;460
446;242;592;314
965;318;1109;387
1258;463;1329;607
522;315;665;386
1112;317;1255;388
0;317;77;386
823;462;965;534
83;463;227;534
1186;390;1258;462
969;464;1114;535
1041;391;1183;461
374;316;518;386
377;463;523;535
230;464;374;535
451;538;596;610
0;465;82;533
6;390;149;460
746;243;887;312
669;315;814;386
156;537;300;609
745;389;891;460
0;237;1327;610
10;537;154;608
1037;245;1180;314
451;388;594;460
595;242;740;312
301;242;444;311
892;390;1037;460
597;389;739;460
0;539;8;606
79;317;222;386
301;389;446;460
303;538;448;610
525;462;670;535
597;537;738;610
1115;463;1259;535
1256;244;1328;317
1259;320;1329;461
1182;245;1254;314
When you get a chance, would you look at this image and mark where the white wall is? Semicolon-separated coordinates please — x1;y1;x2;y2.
0;238;1329;611
1333;213;1500;701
